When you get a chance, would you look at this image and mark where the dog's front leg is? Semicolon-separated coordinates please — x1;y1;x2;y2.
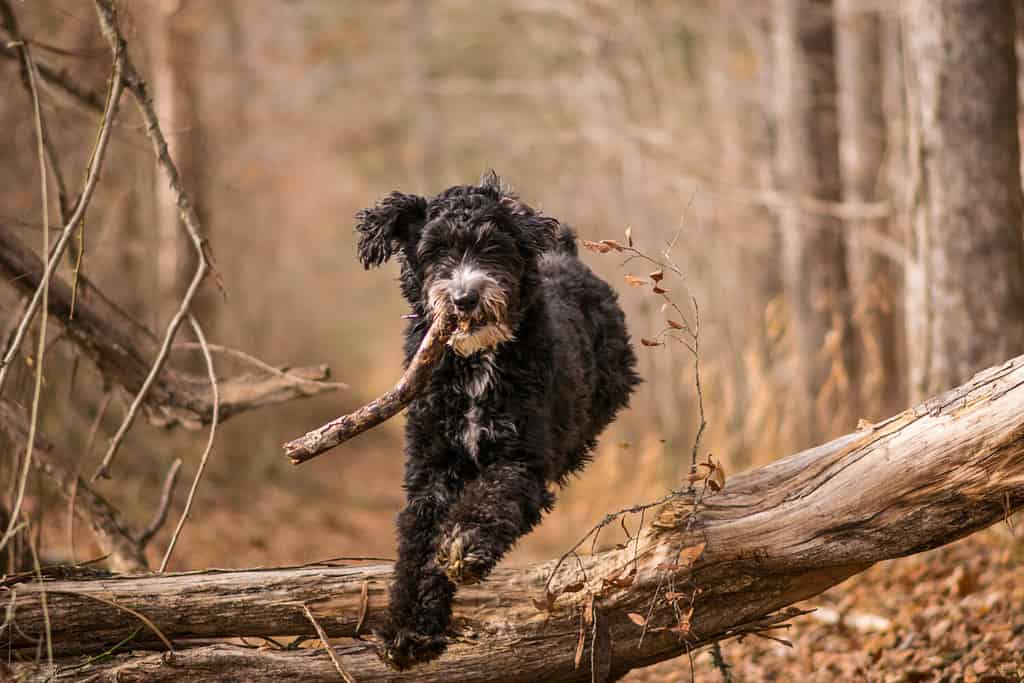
437;461;554;585
378;464;458;671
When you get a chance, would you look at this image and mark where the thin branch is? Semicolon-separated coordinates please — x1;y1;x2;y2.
302;604;357;683
173;342;349;389
158;315;218;572
137;458;182;550
26;524;53;675
0;41;123;394
92;0;222;480
0;38;51;557
0;43;106;113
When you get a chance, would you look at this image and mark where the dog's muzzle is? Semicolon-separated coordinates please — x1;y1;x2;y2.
428;263;514;357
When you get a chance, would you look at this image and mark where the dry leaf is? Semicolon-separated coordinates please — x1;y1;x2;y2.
625;225;633;247
581;239;611;254
600;239;624;252
667;319;685;330
653;285;669;295
532;592;556;612
624;274;647;287
627;612;647;626
561;581;586;595
641;338;662;347
676;541;707;568
649;270;664;282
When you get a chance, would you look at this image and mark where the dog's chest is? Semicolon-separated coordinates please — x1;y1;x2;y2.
456;352;512;462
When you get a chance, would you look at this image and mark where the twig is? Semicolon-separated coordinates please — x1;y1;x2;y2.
0;38;51;557
0;43;106;113
68;391;113;563
173;342;349;389
0;40;123;394
302;604;357;683
284;317;450;465
138;458;182;550
92;0;221;480
158;314;217;572
26;525;53;675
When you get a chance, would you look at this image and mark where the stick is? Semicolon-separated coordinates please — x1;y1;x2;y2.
283;318;449;465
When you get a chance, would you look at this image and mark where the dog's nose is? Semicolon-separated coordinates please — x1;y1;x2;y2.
453;289;480;313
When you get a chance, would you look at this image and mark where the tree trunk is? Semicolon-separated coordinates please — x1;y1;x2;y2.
773;0;857;446
150;0;206;324
9;351;1024;681
903;0;1024;403
835;0;903;420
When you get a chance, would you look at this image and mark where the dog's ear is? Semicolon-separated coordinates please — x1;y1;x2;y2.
517;215;561;257
354;192;428;269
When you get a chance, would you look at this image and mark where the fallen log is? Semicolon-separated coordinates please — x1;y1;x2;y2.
283;317;449;464
8;354;1024;681
0;223;339;429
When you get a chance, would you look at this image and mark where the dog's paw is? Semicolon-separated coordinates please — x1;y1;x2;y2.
437;526;494;585
375;627;448;671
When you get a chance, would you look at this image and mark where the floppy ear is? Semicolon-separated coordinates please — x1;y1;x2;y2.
354;191;428;268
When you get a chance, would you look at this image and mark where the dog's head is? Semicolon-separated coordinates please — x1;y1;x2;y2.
355;171;559;356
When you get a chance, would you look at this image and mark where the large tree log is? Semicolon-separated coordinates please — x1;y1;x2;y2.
0;223;338;429
7;353;1024;681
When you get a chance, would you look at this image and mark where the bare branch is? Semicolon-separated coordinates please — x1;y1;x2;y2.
0;38;123;394
0;224;339;428
91;0;222;481
0;401;148;573
0;34;52;557
158;315;218;572
137;458;182;550
284;317;450;465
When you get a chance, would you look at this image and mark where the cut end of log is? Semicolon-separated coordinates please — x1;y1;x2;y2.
282;317;450;465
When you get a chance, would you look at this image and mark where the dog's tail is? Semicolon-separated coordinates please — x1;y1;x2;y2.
555;223;579;256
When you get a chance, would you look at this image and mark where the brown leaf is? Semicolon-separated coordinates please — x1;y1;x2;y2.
667;319;685;330
581;239;611;254
653;286;669;295
599;239;624;252
649;270;664;282
640;338;662;347
624;274;647;287
664;591;687;601
703;454;726;492
560;581;586;595
676;541;707;568
627;612;647;626
625;225;633;247
532;592;556;612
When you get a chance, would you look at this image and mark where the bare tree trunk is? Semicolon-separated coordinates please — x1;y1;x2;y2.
773;0;857;446
9;351;1024;680
835;0;903;421
150;0;204;324
903;0;1024;403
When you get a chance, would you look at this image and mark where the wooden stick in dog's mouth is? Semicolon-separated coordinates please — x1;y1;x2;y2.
283;316;451;465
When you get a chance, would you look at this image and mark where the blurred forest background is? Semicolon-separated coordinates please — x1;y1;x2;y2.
2;0;1024;680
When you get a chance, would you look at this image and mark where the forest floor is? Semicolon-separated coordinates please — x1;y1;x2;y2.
628;525;1024;683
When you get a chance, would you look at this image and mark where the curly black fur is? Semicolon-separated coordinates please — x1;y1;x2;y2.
356;171;640;670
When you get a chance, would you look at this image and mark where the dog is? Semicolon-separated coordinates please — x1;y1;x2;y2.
355;171;640;670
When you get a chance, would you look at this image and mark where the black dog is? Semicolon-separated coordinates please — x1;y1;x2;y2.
355;172;639;669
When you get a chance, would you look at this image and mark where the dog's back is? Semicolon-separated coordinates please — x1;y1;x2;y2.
537;227;640;478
